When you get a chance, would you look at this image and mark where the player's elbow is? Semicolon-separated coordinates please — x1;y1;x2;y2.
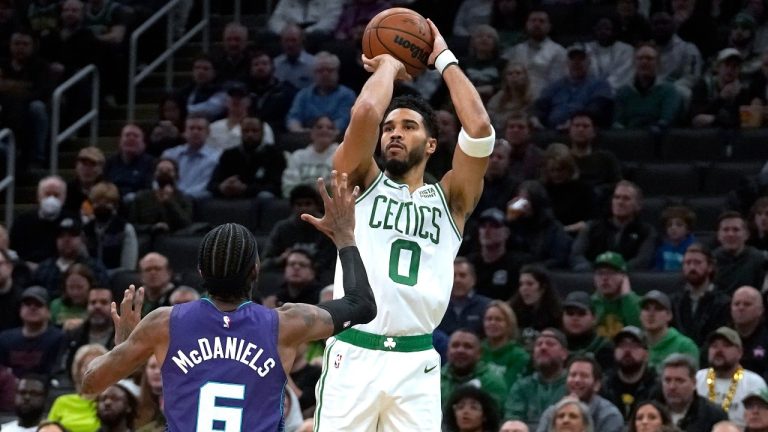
463;115;493;139
361;301;377;324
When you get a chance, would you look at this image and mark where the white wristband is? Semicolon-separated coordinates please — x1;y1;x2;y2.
458;127;495;158
434;49;459;75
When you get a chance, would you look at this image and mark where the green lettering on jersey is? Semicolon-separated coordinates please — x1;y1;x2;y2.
369;195;387;228
367;195;441;244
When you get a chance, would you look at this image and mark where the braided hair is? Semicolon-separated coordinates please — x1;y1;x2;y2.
197;223;259;302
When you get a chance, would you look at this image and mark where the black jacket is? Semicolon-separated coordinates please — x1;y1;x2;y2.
670;285;731;348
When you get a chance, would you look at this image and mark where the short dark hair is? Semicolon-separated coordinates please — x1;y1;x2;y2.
660;205;696;229
717;210;746;228
445;386;500;432
567;354;603;382
569;110;595;125
662;353;698;378
383;95;438;139
685;242;714;262
289;184;322;208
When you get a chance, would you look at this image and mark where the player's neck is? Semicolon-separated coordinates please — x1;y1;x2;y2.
208;296;250;312
384;168;425;193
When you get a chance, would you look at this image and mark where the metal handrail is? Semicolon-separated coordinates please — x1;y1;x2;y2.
0;129;16;228
127;0;210;122
50;64;99;174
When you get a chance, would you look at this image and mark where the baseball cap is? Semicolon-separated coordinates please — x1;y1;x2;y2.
594;251;627;272
743;388;768;405
733;12;756;30
77;146;105;165
226;83;250;98
537;327;567;348
478;208;505;225
716;48;743;64
57;217;82;236
566;43;587;57
640;290;671;311
707;326;742;348
21;286;49;305
613;325;648;348
562;291;592;313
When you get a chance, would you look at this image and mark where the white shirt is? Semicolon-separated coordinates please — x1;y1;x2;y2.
207;119;275;152
502;38;567;98
585;40;634;91
1;420;37;432
696;367;768;427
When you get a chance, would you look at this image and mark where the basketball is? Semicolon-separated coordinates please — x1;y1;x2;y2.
362;8;434;77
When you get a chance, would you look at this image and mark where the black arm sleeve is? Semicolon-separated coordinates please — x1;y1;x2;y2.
316;246;376;335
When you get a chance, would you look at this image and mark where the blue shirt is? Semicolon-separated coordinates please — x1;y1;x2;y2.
162;144;221;199
274;51;315;90
286;84;356;131
536;76;613;128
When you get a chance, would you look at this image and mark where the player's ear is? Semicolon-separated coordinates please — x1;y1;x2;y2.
426;137;437;155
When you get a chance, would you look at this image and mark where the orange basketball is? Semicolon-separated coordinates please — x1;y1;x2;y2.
362;8;434;77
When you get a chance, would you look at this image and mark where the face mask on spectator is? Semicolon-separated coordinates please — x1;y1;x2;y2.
39;196;62;220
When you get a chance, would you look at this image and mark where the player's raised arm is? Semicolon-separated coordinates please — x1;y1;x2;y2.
429;19;495;227
278;171;375;344
333;54;410;189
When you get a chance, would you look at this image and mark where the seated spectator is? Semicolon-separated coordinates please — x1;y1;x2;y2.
640;290;699;372
82;182;138;273
39;0;100;87
10;175;73;265
489;0;528;48
562;291;614;371
654;206;697;272
651;11;703;101
571;181;655;271
208;84;260;152
103;124;154;202
146;94;187;158
542;399;593;432
714;211;766;295
263;248;323;307
96;382;138;432
0;286;63;377
134;357;164;429
590;252;642;339
61;286;113;373
532;44;613;130
615;0;652;46
27;0;60;38
128;158;193;235
83;0;128;105
161;115;220;200
208;116;285;199
282;115;338;198
246;50;297;135
468;208;524;300
540;143;594;234
672;0;718;59
731;286;768;379
486;61;534;129
272;23;315;91
64;147;105;219
502;10;566;98
602;326;658;420
438;257;491;336
481;300;530;389
211;22;251;85
49;263;93;330
32;217;109;297
614;44;683;131
138;252;176;316
176;54;226;121
746;49;768;106
267;0;342;44
505;180;572;269
586;15;634;92
47;343;106;431
658;354;728;431
441;329;508;410
567;112;622;202
285;51;355;132
451;0;492;38
510;265;563;350
333;0;390;42
426;109;457;181
1;374;49;430
743;389;768;432
499;420;530;432
627;401;676;432
691;48;752;129
444;386;501;432
505;112;542;183
748;197;768;252
473;138;517;218
168;285;199;305
726;13;762;77
0;249;22;332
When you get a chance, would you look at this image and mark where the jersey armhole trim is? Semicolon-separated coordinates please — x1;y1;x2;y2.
355;171;384;204
434;183;462;241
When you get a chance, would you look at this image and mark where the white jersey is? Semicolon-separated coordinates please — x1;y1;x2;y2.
333;171;462;336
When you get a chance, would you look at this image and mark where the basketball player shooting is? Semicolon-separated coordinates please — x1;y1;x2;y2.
81;171;377;432
314;17;495;431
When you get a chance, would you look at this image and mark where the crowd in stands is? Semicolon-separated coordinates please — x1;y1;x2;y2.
6;0;768;431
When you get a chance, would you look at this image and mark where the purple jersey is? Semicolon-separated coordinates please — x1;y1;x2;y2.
161;299;287;432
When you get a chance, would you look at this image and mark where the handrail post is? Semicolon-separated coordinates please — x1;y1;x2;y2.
203;0;210;52
90;68;99;148
3;130;14;228
50;85;61;174
234;0;241;22
166;7;174;91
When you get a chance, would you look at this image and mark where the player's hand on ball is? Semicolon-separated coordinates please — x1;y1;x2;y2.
301;170;360;248
361;53;412;81
112;284;145;345
426;18;449;66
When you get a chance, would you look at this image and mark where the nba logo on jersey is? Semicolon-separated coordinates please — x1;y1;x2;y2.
334;354;342;369
223;316;230;328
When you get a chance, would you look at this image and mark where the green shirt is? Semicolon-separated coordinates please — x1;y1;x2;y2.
592;291;641;339
648;327;700;371
48;393;100;432
504;371;567;431
441;361;508;410
481;340;531;389
49;299;87;327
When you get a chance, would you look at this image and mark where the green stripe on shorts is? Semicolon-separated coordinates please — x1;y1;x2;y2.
313;338;337;432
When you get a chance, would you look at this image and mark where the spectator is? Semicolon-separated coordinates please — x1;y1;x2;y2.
168;285;199;305
690;48;752;129
103;124;154;202
502;10;566;98
437;24;504;104
614;44;683;131
670;243;731;348
505;112;542;183
263;248;323;308
743;389;768;432
333;0;390;42
135;356;163;430
586;16;634;92
731;286;768;379
540;143;594;234
32;217;109;297
654;206;697;272
474;138;517;217
659;354;729;432
713;211;766;295
287;342;321;418
47;343;106;431
1;374;49;431
544;399;593;432
161;115;220;200
96;382;137;432
0;249;22;332
444;385;501;432
146;94;187;158
272;23;315;91
536;355;624;432
427;109;457;181
49;263;93;330
567;112;622;201
246;50;297;135
285;51;355;132
746;50;768;106
207;85;270;152
640;290;699;372
489;0;529;48
511;265;563;350
486;61;534;128
83;0;127;105
0;286;63;377
438;257;491;336
504;329;568;430
82;182;138;273
671;0;718;59
176;54;226;121
0;0;20;60
468;208;522;301
695;327;768;427
26;0;59;37
138;252;175;316
208;116;285;199
627;400;676;432
211;22;251;84
61;286;113;374
615;0;652;46
441;328;508;410
282;115;339;197
562;291;614;371
532;44;613;130
500;420;530;432
590;251;642;339
452;0;492;38
571;181;656;271
727;13;762;76
481;300;530;389
267;0;343;43
64;147;105;219
128;158;193;235
602;326;658;420
748;197;768;252
650;11;703;101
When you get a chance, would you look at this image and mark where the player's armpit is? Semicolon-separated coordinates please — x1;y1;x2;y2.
81;307;170;396
278;303;336;345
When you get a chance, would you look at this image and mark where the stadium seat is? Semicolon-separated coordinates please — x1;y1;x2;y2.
195;198;259;231
256;197;292;234
684;196;727;231
599;129;655;162
702;162;763;195
629;271;683;295
531;130;566;148
732;128;768;160
549;271;593;296
154;234;205;273
110;270;141;303
638;196;674;226
660;128;724;161
632;163;702;196
692;230;718;249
